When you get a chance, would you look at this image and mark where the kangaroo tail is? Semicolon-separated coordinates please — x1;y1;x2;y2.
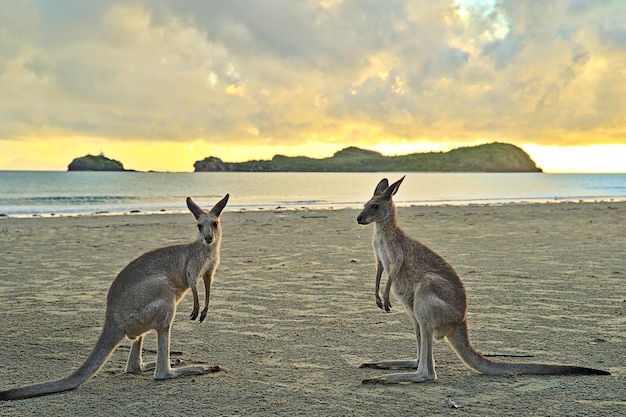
446;321;610;376
0;323;125;401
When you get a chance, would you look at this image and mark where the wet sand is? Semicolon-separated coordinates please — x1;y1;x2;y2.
0;202;624;416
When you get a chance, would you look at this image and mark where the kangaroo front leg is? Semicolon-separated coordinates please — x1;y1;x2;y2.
199;269;214;323
375;261;384;309
382;274;392;312
381;262;399;313
187;270;200;321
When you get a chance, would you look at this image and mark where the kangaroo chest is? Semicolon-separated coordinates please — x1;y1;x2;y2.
374;233;402;276
374;230;416;306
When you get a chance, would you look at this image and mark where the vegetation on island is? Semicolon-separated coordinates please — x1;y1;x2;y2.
68;154;128;171
67;143;541;173
194;142;542;173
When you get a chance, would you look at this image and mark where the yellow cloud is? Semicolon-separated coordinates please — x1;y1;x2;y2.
2;2;625;173
226;84;246;96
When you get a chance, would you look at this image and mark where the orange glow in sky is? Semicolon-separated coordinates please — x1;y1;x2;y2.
1;138;624;173
1;2;625;173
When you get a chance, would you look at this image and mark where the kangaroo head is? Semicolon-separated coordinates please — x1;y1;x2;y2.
186;194;229;245
357;176;405;225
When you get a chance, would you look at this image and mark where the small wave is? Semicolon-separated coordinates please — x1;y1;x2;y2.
0;195;141;205
277;199;328;205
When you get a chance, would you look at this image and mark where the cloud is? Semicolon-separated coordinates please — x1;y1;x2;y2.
0;0;625;151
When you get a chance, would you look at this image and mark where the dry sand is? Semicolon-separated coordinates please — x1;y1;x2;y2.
0;202;624;416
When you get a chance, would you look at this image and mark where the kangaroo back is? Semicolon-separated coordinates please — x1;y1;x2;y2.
0;322;124;400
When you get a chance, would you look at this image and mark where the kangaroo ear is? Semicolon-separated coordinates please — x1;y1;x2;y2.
186;197;206;220
209;194;229;217
382;176;405;199
374;178;389;196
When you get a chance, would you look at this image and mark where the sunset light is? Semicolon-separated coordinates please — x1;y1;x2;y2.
0;1;624;173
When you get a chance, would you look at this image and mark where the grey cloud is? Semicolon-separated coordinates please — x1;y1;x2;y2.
423;46;470;78
599;28;626;48
164;0;360;69
482;34;524;69
571;50;590;64
0;0;625;147
33;1;110;48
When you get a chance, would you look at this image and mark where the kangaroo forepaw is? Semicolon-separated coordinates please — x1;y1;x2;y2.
199;308;208;323
190;308;199;321
376;296;383;310
383;301;392;312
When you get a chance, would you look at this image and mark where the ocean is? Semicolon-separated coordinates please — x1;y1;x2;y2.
0;171;625;218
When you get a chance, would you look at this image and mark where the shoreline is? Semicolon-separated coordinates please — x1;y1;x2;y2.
2;196;626;220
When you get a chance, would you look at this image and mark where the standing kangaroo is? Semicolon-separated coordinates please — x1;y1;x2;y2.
356;177;610;384
0;195;229;400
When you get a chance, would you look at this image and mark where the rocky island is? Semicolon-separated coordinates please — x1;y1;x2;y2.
68;154;128;171
194;142;542;173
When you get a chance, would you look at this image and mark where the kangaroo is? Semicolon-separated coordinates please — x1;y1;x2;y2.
0;195;229;400
356;177;610;384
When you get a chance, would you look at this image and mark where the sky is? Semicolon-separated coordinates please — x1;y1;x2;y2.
0;0;625;173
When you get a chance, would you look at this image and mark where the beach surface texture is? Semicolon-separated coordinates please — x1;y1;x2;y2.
0;202;624;416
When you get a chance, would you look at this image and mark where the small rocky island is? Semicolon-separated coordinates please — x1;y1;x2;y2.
194;142;542;173
68;154;128;171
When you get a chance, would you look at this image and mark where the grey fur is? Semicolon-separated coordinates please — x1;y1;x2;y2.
357;178;610;384
0;195;229;400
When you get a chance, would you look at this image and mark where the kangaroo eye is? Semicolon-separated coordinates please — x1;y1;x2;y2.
372;204;380;210
212;221;218;228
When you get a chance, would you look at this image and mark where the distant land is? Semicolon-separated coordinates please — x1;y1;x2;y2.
68;154;129;171
194;142;542;173
67;143;542;172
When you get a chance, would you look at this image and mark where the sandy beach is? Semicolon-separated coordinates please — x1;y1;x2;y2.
0;202;624;416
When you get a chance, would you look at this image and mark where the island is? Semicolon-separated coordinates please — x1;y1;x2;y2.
68;154;128;171
193;142;542;173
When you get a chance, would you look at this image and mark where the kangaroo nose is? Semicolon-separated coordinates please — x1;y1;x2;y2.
205;235;213;244
356;215;363;224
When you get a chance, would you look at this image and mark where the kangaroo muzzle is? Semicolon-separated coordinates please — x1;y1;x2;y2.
357;214;370;225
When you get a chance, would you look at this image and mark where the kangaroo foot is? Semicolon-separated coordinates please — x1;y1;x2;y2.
359;359;418;370
361;371;435;384
155;364;222;380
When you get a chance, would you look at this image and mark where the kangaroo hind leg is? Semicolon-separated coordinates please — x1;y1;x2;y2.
360;313;421;371
125;335;185;373
124;336;147;374
362;321;436;384
153;325;220;380
362;290;438;384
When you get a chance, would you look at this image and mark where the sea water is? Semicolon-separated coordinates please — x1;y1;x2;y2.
0;171;625;217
